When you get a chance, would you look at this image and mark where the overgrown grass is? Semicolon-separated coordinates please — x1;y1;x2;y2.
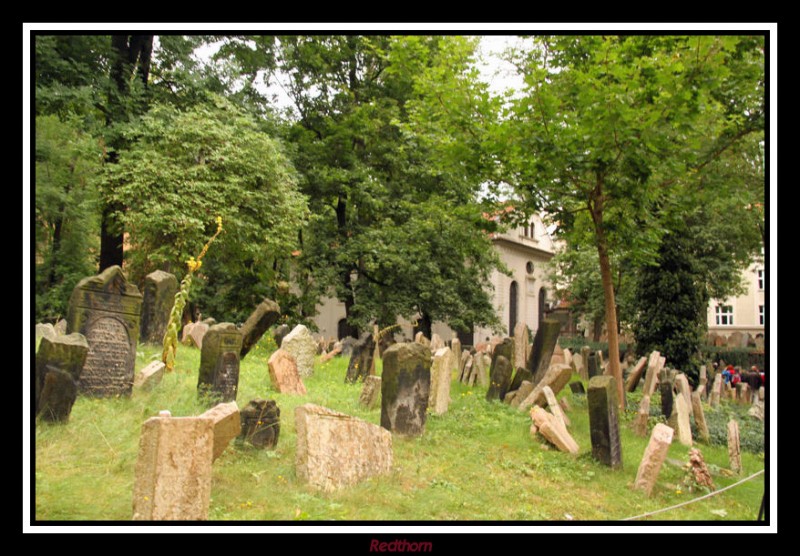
34;338;767;522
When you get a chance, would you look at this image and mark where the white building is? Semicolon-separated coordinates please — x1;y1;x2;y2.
706;262;766;340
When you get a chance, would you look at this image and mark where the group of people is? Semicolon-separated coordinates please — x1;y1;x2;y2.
720;363;765;391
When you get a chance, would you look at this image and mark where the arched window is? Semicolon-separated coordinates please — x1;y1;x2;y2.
529;222;536;238
509;281;518;334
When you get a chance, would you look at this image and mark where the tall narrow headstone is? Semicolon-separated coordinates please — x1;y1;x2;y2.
133;361;165;392
359;376;382;409
451;337;462;378
459;353;473;384
579;346;591;381
66;265;142;397
527;319;561;384
490;338;514;376
36;334;89;422
513;322;529;370
727;419;742;474
633;423;674;497
197;323;243;403
632;395;651;437
429;347;453;415
486;355;513;402
238;298;280;358
710;374;723;407
641;351;662;397
625;357;649;392
132;415;214;520
660;377;674;419
140;270;178;345
674;394;693;447
691;391;709;443
281;324;316;377
239;399;280;449
586;353;600;379
674;373;693;419
345;332;376;384
587;375;622;469
380;342;431;437
458;349;470;381
430;333;445;352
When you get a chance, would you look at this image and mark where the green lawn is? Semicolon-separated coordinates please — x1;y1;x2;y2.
34;339;767;522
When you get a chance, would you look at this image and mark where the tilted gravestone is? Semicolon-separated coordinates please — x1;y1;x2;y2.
281;324;316;377
508;366;533;394
35;323;57;349
35;333;89;422
486;355;514;402
197;323;243;403
579;346;591;380
133;361;165;392
633;423;674;497
345;332;376;384
490;337;515;374
587;375;623;469
451;337;462;377
66;265;142;398
513;322;529;370
239;398;280;449
267;348;307;395
272;324;290;348
380;342;431;437
527;319;561;384
238;298;280;359
140;270;178;345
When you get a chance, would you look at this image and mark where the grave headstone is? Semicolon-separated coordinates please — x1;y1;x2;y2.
625;357;649;392
345;332;376;384
238;298;280;358
430;333;445;352
429;347;453;415
727;331;746;348
641;351;662;397
710;374;723;407
530;406;579;455
273;324;290;348
199;401;241;461
295;404;393;492
660;378;674;419
239;398;280;449
185;322;209;349
281;324;316;377
132;415;214;520
486;355;513;402
66;265;142;397
527;319;561;384
569;381;586;395
747;393;765;421
414;332;430;347
36;333;89;422
674;373;693;419
550;343;566;367
691;391;709;442
517;364;573;410
35;323;57;349
513;322;529;370
380;342;431;437
543;385;570;429
459;353;473;383
727;419;742;474
508;367;533;394
133;361;165;392
563;348;573;368
674;394;693;447
267;348;307;395
140;270;178;345
587;375;622;469
197;323;243;403
451;337;462;377
632;395;651;437
490;337;514;374
687;448;715;490
587;353;600;379
633;423;674;497
579;346;591;381
359;375;382;409
54;319;67;336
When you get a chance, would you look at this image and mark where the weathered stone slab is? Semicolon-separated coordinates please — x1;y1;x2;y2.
517;364;573;411
345;332;376;384
486;355;513;402
267;348;307;395
184;322;209;348
238;298;280;359
527;319;561;384
429;347;453;415
380;342;431;437
563;348;573;368
54;319;67;335
641;351;662;397
674;394;693;447
140;270;178;345
660;378;674;419
459;354;473;383
199;401;241;461
550;343;566;367
513;322;529;370
197;323;243;403
710;374;723;407
35;323;57;350
748;394;765;421
727;419;742;474
586;353;600;379
458;349;470;381
543;385;570;428
320;345;342;364
530;406;579;455
66;265;142;398
36;333;89;421
632;395;651;437
359;375;382;409
430;333;445;352
579;346;591;381
587;375;622;468
691;391;709;442
490;337;514;374
509;366;533;393
132;415;214;520
295;404;393;492
512;381;535;409
477;353;491;387
625;357;649;392
633;423;674;497
569;381;586;395
133;361;165;392
451;337;462;377
239;398;280;448
281;324;316;378
414;332;430;347
273;324;290;348
674;373;693;419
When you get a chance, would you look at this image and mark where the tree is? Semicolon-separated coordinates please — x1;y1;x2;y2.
502;35;765;407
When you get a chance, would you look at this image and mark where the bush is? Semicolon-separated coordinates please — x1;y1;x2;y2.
699;346;765;370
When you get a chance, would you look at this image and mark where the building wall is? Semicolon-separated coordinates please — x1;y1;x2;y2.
706;262;765;338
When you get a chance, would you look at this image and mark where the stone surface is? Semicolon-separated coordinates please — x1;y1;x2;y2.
633;423;674;496
660;379;674;419
267;348;307;395
508;366;533;393
579;346;591;381
186;322;210;349
476;353;491;387
345;332;376;384
625;357;649;392
512;381;535;409
66;265;142;398
430;333;445;352
199;401;241;461
319;345;342;364
569;381;586;395
380;342;431;437
527;319;561;384
686;448;715;490
486;355;514;402
450;337;462;377
490;337;514;375
459;354;473;383
691;392;710;442
359;375;382;409
543;385;570;428
238;298;281;359
35;323;57;349
513;322;529;370
414;332;430;347
517;364;573;411
674;373;693;419
197;323;243;403
35;333;89;421
272;324;290;348
550;343;566;367
239;399;280;449
727;419;742;474
530;406;579;455
641;351;662;397
710;374;723;407
587;375;622;468
748;395;765;421
281;324;316;378
674;394;693;447
133;361;165;392
458;349;470;381
295;403;393;492
586;353;600;379
132;415;214;520
632;395;651;437
562;348;573;368
429;347;453;415
54;319;67;335
140;270;178;345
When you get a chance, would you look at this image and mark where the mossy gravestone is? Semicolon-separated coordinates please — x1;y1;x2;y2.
588;375;622;469
238;298;280;359
239;399;281;449
486;355;513;402
66;265;142;398
197;323;243;403
345;332;376;384
380;342;431;437
528;319;561;384
35;334;89;422
140;270;178;344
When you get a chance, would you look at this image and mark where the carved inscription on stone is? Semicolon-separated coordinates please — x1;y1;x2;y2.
80;317;133;397
215;352;239;401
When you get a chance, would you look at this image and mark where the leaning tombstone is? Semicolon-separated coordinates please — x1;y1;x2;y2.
490;338;514;376
199;401;241;462
543;385;570;429
530;406;579;455
450;337;462;377
197;323;243;403
710;374;723;407
632;395;651;437
380;342;431;437
641;351;662;398
239;399;280;449
674;394;693;447
430;333;445;352
66;265;142;398
727;419;742;474
345;332;376;384
517;364;573;410
429;347;453;415
133;361;165;392
508;367;533;393
586;353;600;379
527;319;561;384
281;324;316;378
579;346;591;381
267;348;307;395
660;377;674;419
674;373;693;419
53;319;67;336
625;357;648;392
359;375;382;409
587;375;622;469
513;322;529;370
35;323;57;351
185;322;209;349
35;334;89;422
633;423;674;497
132;414;214;520
691;391;710;443
459;353;473;384
140;270;178;345
486;355;513;402
238;298;280;359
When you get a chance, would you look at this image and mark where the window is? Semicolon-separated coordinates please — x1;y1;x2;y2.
529;222;536;238
759;305;764;326
715;305;734;326
509;281;518;334
522;225;528;237
757;269;764;291
526;261;535;275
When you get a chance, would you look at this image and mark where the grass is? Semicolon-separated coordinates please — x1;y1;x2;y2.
34;337;767;523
